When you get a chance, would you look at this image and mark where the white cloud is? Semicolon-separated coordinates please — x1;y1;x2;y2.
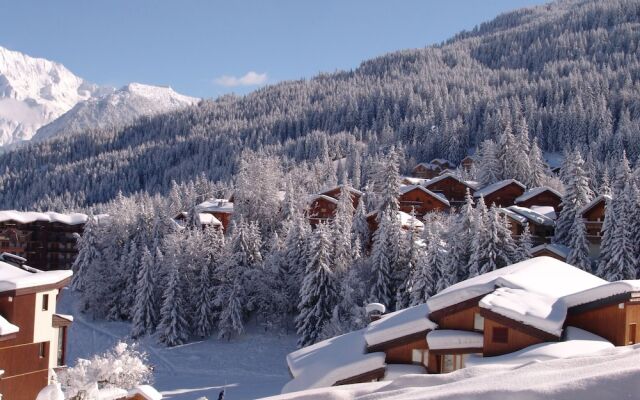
214;71;268;87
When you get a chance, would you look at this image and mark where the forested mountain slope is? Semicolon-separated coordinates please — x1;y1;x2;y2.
1;0;639;208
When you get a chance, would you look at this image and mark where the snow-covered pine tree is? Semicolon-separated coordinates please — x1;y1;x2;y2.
496;121;516;180
467;196;488;277
555;150;593;245
395;210;420;309
528;138;547;187
409;231;437;305
131;246;157;338
368;210;393;307
497;213;519;263
477;139;501;186
194;261;216;338
513;116;531;184
518;223;534;261
282;210;310;316
331;185;355;274
158;264;189;347
567;212;592;272
375;150;401;215
295;223;338;347
71;215;99;292
449;189;475;281
352;200;369;253
218;281;245;340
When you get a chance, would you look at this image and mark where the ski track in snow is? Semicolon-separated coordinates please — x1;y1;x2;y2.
59;289;297;400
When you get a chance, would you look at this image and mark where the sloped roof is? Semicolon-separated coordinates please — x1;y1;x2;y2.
506;206;555;227
319;185;363;198
531;243;571;259
580;194;612;216
197;199;234;213
515;186;562;204
474;179;526;198
426;172;478;190
399;185;450;206
0;261;72;293
309;194;339;205
0;211;88;225
563;280;640;309
364;303;437;348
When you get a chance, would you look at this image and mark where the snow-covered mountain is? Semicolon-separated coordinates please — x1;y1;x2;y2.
0;46;106;146
33;83;199;141
0;46;199;146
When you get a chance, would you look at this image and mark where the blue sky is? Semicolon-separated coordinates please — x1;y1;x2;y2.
1;0;548;98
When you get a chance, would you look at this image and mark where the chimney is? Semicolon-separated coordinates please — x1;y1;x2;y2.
365;303;386;323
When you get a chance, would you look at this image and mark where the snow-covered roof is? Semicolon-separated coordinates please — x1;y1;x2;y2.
465;327;613;368
426;330;483;350
498;207;528;224
364;303;437;347
530;205;557;220
506;206;555;227
474;179;526;198
0;314;19;336
309;194;338;205
196;199;234;213
427;257;606;313
515;186;562;204
36;382;64;400
365;303;386;314
480;287;566;336
399;185;450;206
415;162;438;170
426;173;478;190
0;210;88;225
174;212;222;227
0;260;72;293
430;158;452;165
319;185;363;198
562;280;640;309
580;194;611;216
401;176;429;186
283;329;386;393
366;211;425;229
54;313;74;322
530;243;571;259
127;385;162;400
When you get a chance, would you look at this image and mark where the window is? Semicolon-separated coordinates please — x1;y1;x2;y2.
441;354;467;373
57;328;65;366
39;342;46;358
492;327;509;344
473;313;485;331
629;324;637;345
423;350;429;367
411;349;423;364
42;294;49;311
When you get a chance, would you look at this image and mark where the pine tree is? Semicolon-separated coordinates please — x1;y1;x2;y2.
449;189;475;281
131;246;157;338
555;151;593;245
218;281;245;340
296;224;338;347
352;200;369;253
477;139;500;186
158;265;189;347
567;213;591;272
368;211;393;306
331;185;354;274
518;223;534;261
71;216;99;292
528;138;547;187
195;262;216;338
409;232;437;305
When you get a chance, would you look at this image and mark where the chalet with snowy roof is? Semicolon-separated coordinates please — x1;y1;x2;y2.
581;195;610;256
461;156;474;172
0;253;73;399
173;212;223;230
0;211;88;271
530;243;570;262
398;185;450;217
319;185;362;208
308;195;339;226
424;173;477;208
195;199;234;231
282;257;640;393
474;179;526;207
365;210;424;235
412;159;455;179
515;186;562;210
499;206;555;245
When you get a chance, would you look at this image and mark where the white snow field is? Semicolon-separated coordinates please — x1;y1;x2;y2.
264;343;640;400
58;290;297;400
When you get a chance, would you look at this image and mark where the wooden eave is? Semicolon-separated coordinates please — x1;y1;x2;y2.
428;294;486;322
567;292;633;316
479;308;560;342
366;330;430;353
333;367;386;386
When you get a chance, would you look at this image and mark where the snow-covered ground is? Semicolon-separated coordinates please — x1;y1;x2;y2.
58;289;297;400
265;343;640;400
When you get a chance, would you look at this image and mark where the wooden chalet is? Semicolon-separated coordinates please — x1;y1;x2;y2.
460;156;474;172
0;254;73;399
319;185;362;209
195;199;234;231
0;211;88;272
412;159;455;179
173;212;223;230
308;195;339;226
580;195;610;257
499;206;555;245
530;243;570;262
398;185;450;218
283;257;640;392
474;179;526;207
365;210;424;236
514;186;562;210
424;173;477;208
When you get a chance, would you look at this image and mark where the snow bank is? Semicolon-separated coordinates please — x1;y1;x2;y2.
36;382;64;400
427;257;605;313
383;364;427;380
0;261;72;292
426;330;483;350
466;327;613;367
364;303;436;347
479;288;566;336
283;329;386;394
0;210;88;225
128;385;162;400
563;280;640;308
266;342;640;400
0;314;19;336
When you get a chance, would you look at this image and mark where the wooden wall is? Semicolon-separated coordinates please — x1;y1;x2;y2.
0;293;36;347
426;177;473;205
566;302;626;345
320;188;360;209
480;183;525;208
0;369;48;400
582;200;606;246
482;318;545;357
399;188;449;217
383;336;428;365
626;302;640;345
308;198;337;225
436;306;480;331
412;165;438;179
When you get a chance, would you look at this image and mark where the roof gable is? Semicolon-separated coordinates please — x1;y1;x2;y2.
399;185;450;206
474;179;526;198
515;186;562;204
426;173;477;190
